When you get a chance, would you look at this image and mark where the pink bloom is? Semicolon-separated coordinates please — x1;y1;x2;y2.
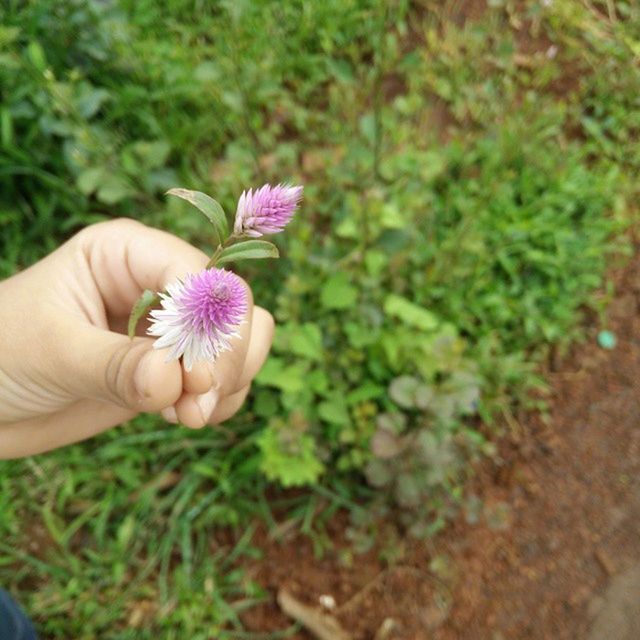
148;268;247;371
233;183;303;237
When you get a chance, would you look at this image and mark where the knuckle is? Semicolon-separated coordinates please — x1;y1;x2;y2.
82;217;144;238
104;341;147;407
72;218;145;252
103;217;143;229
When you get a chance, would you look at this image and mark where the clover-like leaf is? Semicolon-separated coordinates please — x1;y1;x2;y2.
320;273;358;310
128;289;160;339
364;459;392;488
215;240;279;265
371;428;403;459
395;473;421;508
257;419;324;487
384;294;439;331
414;384;435;410
389;375;421;409
375;412;407;434
166;188;228;244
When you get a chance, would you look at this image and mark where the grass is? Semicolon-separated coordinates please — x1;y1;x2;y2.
1;0;639;637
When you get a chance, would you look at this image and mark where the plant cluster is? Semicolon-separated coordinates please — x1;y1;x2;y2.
0;0;638;636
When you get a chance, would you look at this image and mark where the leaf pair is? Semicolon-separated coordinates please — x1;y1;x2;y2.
166;188;279;265
127;188;281;338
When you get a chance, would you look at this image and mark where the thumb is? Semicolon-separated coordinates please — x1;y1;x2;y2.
53;321;183;411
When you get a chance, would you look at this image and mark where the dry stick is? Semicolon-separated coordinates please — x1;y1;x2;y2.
338;565;453;616
374;618;399;640
336;569;390;615
277;589;352;640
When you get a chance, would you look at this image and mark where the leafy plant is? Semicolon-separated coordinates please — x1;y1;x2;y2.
0;0;637;636
257;414;325;487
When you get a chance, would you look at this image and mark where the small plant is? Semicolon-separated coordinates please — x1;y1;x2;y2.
128;184;302;371
1;0;637;634
361;331;483;536
257;412;325;487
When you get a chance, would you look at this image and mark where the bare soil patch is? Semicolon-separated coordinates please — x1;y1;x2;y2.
241;243;640;639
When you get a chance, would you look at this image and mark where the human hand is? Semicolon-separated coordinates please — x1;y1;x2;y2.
0;219;274;459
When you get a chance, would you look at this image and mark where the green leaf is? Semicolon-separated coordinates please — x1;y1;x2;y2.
166;188;228;244
335;216;358;239
414;384;434;410
384;294;439;331
346;382;384;405
215;240;279;265
344;321;377;348
253;390;280;418
365;459;392;488
76;87;110;119
307;369;329;394
1;108;13;147
276;322;323;361
381;203;405;230
133;140;171;169
116;515;136;550
389;376;421;409
257;420;324;487
376;412;407;434
97;175;134;205
364;250;388;278
318;396;350;426
359;112;376;145
255;358;307;393
26;41;47;71
128;289;160;339
320;273;358;310
395;473;421;508
77;167;107;196
371;429;403;459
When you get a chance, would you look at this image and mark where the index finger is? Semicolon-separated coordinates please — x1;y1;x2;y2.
77;218;210;318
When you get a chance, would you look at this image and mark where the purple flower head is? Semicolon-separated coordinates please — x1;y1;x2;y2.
148;268;248;371
233;183;303;237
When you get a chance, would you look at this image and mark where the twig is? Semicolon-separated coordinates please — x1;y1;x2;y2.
336;569;389;615
374;618;400;640
337;565;453;616
277;589;352;640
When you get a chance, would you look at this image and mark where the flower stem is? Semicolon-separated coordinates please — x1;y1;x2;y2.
206;233;244;268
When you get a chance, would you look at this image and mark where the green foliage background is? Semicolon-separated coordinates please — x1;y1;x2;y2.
1;0;638;637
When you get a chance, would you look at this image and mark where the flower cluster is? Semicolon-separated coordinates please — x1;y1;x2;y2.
148;269;248;371
234;183;303;237
148;183;302;368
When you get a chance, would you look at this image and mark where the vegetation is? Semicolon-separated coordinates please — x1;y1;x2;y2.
0;0;638;637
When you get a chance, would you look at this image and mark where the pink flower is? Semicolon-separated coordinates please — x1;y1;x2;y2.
148;268;248;371
233;183;303;237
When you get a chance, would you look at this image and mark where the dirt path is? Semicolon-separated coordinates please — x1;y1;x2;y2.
242;247;640;639
434;246;640;639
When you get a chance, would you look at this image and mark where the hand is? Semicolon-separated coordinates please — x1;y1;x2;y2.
0;218;274;459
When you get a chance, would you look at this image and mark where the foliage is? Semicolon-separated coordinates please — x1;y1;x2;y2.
257;414;325;487
0;0;638;636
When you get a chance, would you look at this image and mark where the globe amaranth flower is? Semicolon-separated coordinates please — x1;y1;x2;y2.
233;183;303;237
148;268;248;371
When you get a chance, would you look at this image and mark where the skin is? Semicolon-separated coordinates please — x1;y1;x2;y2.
0;219;274;459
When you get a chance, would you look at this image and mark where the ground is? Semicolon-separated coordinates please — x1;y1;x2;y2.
240;239;640;638
3;2;639;637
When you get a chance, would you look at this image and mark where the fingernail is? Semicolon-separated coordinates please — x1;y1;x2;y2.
196;390;219;422
161;406;178;424
134;351;154;398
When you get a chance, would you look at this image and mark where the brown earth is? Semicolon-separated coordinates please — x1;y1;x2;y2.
240;5;637;639
240;244;640;640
